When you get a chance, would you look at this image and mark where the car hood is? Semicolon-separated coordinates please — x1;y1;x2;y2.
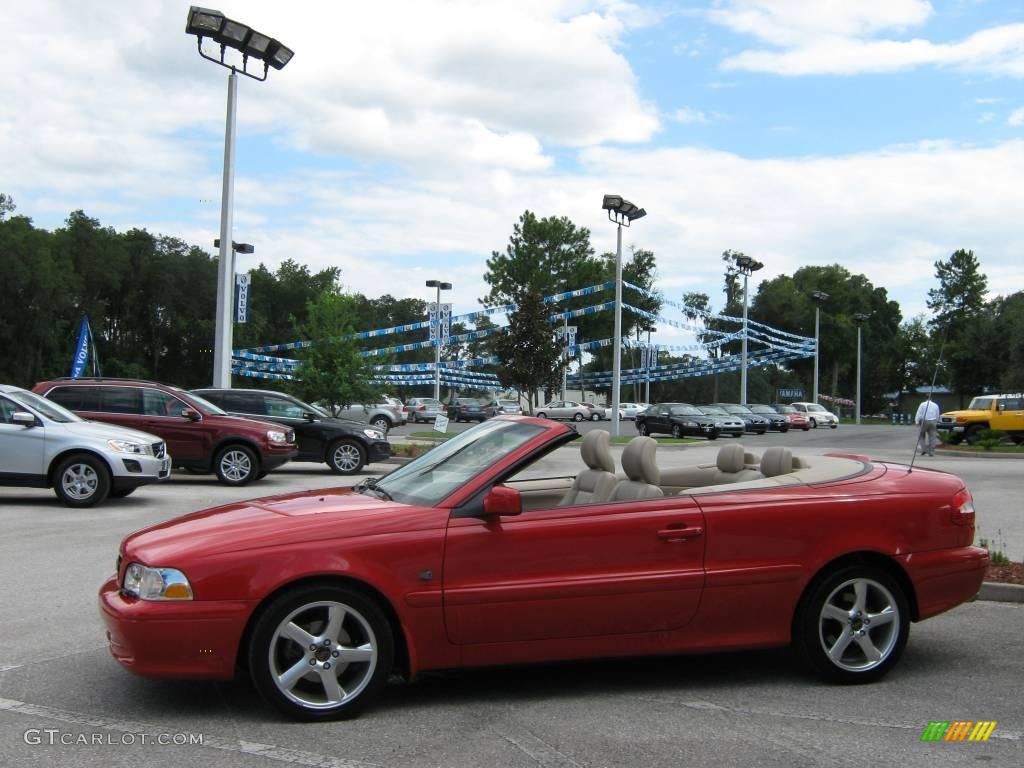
59;419;163;445
122;487;434;565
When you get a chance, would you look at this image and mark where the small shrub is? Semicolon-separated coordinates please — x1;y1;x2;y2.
975;429;1008;451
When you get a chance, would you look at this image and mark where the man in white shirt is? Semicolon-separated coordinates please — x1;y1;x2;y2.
915;394;941;456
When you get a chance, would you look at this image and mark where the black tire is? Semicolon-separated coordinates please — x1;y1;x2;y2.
590;413;600;421
53;453;111;508
793;565;909;684
573;413;584;422
708;431;719;441
536;412;547;419
109;488;136;499
802;426;811;432
248;584;394;721
964;424;984;445
370;416;392;433
757;429;767;435
671;424;683;439
780;427;789;433
214;444;259;486
637;422;649;436
256;471;269;480
830;424;838;429
810;417;818;428
328;439;366;475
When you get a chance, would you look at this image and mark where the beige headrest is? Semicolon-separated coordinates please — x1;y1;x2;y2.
580;430;615;473
621;436;660;484
760;446;794;477
716;443;746;473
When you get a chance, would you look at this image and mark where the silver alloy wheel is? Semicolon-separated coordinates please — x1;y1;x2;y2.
61;462;99;500
268;600;378;710
219;449;252;482
817;577;900;672
590;413;600;421
331;443;362;472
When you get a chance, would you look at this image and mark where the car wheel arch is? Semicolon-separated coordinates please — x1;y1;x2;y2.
47;448;114;488
238;574;413;680
210;437;264;466
791;552;920;641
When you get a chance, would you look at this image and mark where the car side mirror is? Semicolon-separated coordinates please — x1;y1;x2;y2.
12;411;37;427
303;411;318;422
181;408;201;421
483;485;522;517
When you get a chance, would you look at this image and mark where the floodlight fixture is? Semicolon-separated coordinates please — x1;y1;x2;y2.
185;6;293;82
602;194;647;225
213;239;254;254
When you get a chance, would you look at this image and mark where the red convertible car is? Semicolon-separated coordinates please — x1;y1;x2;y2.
99;416;988;720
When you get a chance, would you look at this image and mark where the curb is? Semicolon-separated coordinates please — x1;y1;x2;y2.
933;448;1024;459
976;582;1024;603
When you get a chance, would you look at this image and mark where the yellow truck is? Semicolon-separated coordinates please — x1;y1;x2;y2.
938;393;1024;445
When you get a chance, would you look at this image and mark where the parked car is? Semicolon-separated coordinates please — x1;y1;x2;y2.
771;403;812;431
33;378;296;485
939;393;1024;445
447;398;487;423
0;384;170;507
747;404;790;432
615;402;649;420
790;402;840;429
99;418;988;720
636;403;719;439
334;398;406;432
695;405;745;438
536;400;591;422
483;399;523;418
404;397;445;423
384;396;409;425
193;389;390;475
710;403;770;435
581;402;607;421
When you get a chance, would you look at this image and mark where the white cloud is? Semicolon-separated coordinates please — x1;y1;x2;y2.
708;1;1024;78
670;108;712;124
1009;108;1024;126
977;112;996;123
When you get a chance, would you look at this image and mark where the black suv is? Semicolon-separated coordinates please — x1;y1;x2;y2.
193;389;391;475
636;403;719;439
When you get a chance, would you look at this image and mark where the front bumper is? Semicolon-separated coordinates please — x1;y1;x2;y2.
896;546;989;621
98;576;253;680
261;446;298;472
109;453;172;491
367;438;392;463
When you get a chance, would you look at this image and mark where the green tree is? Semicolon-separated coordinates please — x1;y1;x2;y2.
492;291;563;413
926;249;992;404
291;291;379;414
0;193;15;219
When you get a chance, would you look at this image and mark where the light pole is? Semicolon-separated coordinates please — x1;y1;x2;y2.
853;312;870;425
186;6;293;388
425;280;452;401
811;290;830;403
734;254;764;405
644;325;657;405
602;195;647;436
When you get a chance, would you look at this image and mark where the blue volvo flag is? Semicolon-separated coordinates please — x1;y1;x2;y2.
70;316;92;379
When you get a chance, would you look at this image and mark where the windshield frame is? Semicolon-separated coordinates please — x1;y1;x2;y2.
699;405;729;416
669;405;704;416
6;389;82;423
181;390;229;416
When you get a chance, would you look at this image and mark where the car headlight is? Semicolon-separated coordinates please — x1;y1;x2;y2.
267;430;289;444
107;440;152;455
363;428;385;439
122;563;193;600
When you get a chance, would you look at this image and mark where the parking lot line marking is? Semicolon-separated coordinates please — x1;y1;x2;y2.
0;696;385;768
493;721;585;768
0;665;23;673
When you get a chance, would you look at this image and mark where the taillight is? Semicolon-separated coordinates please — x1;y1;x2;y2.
419;405;426;411
951;488;975;526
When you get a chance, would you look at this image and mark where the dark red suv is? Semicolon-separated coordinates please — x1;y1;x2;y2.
33;378;297;485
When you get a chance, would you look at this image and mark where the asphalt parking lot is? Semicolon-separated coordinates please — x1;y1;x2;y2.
0;423;1020;767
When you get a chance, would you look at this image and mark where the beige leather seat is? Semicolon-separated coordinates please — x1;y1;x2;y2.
609;436;664;501
760;446;795;478
713;443;764;483
559;430;618;506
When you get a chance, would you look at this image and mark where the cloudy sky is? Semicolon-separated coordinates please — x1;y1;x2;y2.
5;0;1024;346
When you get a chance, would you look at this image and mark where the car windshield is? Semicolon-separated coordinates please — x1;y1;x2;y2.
967;397;994;410
749;405;776;414
700;405;728;416
287;396;330;418
775;405;796;413
499;400;519;407
7;389;81;423
183;391;228;416
374;420;546;506
806;404;827;413
669;405;703;416
725;405;754;415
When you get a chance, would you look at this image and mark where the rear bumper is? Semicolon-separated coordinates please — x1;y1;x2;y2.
897;546;989;620
98;576;253;680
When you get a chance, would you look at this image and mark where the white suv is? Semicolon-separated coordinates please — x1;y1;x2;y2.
789;402;839;428
0;385;170;507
